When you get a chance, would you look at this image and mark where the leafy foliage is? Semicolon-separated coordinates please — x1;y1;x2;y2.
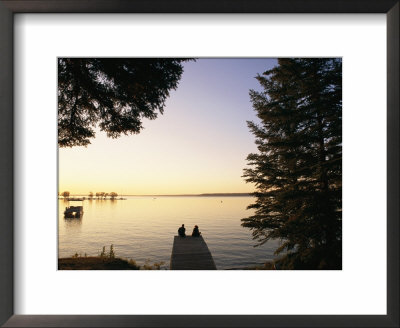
99;244;115;258
100;246;106;258
109;244;115;259
58;58;192;147
63;245;165;270
109;192;118;200
242;59;342;269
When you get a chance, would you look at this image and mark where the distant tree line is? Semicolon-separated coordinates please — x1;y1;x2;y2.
60;191;119;200
90;192;118;200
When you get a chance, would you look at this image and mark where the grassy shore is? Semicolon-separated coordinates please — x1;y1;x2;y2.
58;256;278;270
59;245;165;270
58;257;276;270
59;245;275;270
58;257;141;270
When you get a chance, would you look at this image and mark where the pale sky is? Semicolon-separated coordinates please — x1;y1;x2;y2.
58;58;277;195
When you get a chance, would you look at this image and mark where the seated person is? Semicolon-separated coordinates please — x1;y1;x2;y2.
178;224;186;237
192;225;201;237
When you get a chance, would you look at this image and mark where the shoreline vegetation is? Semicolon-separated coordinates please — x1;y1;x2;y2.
58;256;277;270
58;245;165;270
58;245;276;270
58;256;278;271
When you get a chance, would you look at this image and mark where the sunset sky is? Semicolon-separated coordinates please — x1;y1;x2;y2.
58;58;277;195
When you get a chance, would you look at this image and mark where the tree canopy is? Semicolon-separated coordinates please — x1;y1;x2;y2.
242;58;342;269
58;58;191;147
109;192;118;200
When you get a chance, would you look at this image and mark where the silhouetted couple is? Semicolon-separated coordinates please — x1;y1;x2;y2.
178;224;201;237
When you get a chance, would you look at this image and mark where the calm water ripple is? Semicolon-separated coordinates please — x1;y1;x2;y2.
58;196;280;269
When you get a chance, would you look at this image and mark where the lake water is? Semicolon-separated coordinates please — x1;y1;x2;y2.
58;196;280;269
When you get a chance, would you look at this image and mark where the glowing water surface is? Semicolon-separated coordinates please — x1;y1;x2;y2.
58;196;279;269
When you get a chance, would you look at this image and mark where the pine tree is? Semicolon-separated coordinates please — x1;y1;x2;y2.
58;58;191;147
242;58;342;269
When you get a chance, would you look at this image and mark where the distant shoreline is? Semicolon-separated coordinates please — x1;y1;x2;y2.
66;193;253;197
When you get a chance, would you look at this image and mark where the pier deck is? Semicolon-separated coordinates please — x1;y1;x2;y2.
170;236;217;270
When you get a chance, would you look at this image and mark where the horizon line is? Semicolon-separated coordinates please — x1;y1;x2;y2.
64;192;253;197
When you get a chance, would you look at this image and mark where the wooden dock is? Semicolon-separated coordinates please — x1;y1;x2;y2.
170;236;217;270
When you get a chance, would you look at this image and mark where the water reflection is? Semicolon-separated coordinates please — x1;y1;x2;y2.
58;196;279;269
109;199;118;208
63;216;82;229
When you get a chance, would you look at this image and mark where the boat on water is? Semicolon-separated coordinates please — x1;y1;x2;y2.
64;206;84;218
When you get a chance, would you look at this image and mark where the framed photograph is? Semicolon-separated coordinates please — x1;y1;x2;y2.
1;1;398;327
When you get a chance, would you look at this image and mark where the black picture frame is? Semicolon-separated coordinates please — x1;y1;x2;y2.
0;1;398;327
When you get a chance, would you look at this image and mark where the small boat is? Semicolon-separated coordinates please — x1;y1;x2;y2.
64;206;84;218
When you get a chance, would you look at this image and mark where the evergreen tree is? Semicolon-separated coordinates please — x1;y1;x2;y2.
58;58;191;147
242;58;342;269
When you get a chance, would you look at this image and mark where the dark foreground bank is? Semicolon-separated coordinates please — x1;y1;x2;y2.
58;257;141;270
58;257;277;270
